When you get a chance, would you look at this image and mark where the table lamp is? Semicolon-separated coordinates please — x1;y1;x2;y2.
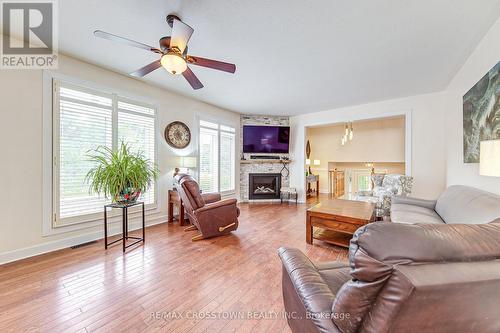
180;156;197;174
173;156;197;179
480;140;500;177
306;159;311;175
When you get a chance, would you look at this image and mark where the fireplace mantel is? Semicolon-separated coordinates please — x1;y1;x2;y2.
240;159;291;164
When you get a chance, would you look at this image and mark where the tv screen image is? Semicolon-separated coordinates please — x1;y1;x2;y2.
243;125;290;153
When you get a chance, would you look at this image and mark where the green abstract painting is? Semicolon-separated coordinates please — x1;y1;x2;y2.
463;61;500;163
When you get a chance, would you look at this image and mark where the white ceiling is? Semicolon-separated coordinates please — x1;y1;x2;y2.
58;0;500;115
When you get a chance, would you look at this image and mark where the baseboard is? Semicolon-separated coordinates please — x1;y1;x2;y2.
240;199;306;204
0;215;167;265
242;199;282;203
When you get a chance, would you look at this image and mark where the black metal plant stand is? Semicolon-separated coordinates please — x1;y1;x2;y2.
104;201;145;252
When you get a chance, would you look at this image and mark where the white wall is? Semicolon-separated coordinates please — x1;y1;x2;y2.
307;117;405;162
445;16;500;194
0;54;240;263
290;92;447;202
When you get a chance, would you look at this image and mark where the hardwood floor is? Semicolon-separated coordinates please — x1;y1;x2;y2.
0;199;347;333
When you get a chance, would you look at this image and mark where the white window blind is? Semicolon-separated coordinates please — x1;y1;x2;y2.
117;100;156;205
220;130;235;192
199;120;235;194
199;126;218;193
53;81;156;227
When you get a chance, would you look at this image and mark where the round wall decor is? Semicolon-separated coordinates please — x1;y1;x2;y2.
164;121;191;149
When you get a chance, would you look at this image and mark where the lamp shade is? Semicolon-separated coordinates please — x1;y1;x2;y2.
305;159;311;165
313;159;321;166
480;140;500;177
180;156;197;168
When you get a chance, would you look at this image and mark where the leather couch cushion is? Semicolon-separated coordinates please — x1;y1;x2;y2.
436;185;500;224
175;174;206;211
278;247;341;333
391;203;444;224
315;262;351;295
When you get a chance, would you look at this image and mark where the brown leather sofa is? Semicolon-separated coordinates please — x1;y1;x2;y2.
278;222;500;333
174;174;239;241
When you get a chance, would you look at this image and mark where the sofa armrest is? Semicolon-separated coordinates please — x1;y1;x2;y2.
353;222;500;265
278;247;342;333
196;198;237;213
392;196;436;210
201;192;221;204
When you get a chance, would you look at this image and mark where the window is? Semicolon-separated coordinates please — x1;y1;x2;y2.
199;120;235;193
53;80;156;226
357;175;371;192
351;169;372;193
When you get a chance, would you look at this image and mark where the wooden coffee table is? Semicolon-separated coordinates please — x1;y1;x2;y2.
306;199;375;248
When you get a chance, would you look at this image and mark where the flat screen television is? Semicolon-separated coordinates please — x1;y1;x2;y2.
243;125;290;154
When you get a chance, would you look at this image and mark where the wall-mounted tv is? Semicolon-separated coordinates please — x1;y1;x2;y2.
243;125;290;154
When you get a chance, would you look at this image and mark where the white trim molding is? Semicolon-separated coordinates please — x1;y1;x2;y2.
0;216;167;265
290;108;413;203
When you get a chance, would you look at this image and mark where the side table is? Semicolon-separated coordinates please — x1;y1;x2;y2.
306;174;320;198
168;189;189;226
104;201;145;252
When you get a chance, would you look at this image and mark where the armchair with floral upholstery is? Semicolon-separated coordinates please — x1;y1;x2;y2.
356;173;413;217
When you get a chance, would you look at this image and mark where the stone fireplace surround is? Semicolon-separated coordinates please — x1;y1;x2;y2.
239;115;290;201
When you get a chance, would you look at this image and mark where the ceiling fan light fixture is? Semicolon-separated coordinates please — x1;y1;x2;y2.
161;52;187;75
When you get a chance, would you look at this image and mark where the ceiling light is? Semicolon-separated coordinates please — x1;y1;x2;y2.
161;51;187;75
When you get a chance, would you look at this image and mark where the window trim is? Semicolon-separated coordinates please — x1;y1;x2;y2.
198;117;237;196
43;71;160;235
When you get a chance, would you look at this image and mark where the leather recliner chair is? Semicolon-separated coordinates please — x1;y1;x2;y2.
278;222;500;333
174;174;239;241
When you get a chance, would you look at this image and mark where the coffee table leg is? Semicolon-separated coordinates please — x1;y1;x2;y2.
306;211;313;244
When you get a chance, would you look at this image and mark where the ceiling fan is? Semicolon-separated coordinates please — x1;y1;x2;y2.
94;14;236;90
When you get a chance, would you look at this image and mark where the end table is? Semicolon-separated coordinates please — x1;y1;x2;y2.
168;189;189;225
104;201;145;252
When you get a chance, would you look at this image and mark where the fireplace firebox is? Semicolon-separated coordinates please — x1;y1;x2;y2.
249;173;281;200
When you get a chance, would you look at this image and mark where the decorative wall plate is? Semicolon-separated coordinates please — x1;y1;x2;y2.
165;121;191;149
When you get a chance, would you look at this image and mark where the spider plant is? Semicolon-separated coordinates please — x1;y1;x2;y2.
85;142;159;203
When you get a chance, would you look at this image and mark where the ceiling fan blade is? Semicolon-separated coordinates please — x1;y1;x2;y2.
170;19;194;54
159;36;171;52
186;56;236;73
130;60;162;77
182;67;204;90
94;30;162;54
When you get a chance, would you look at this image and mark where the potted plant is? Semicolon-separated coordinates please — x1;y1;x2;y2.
86;142;159;204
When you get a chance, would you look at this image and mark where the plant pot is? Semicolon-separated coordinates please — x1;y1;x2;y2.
114;188;141;204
